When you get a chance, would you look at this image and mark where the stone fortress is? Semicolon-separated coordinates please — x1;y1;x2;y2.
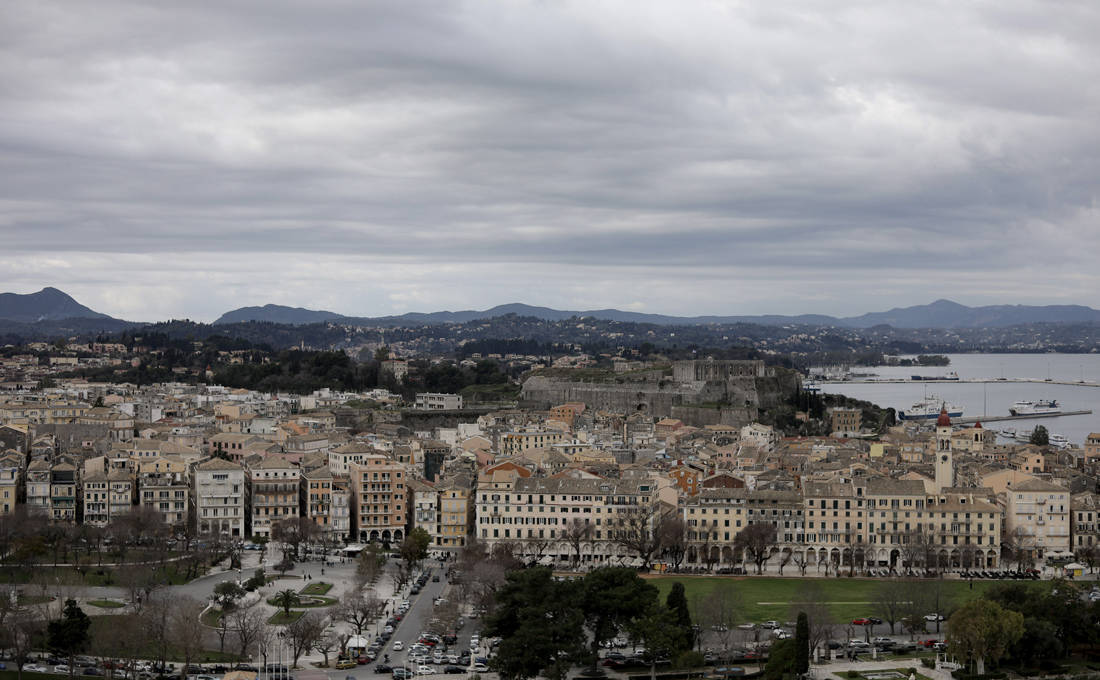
520;359;799;427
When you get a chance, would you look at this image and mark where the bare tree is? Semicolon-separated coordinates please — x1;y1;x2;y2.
734;522;777;574
697;588;741;654
170;597;207;679
355;543;386;588
563;519;593;568
2;610;43;680
791;581;834;658
230;603;268;661
657;515;688;571
337;590;386;636
312;621;339;667
613;504;663;569
873;579;911;634
793;552;809;576
777;548;793;576
273;517;319;563
285;611;326;667
140;592;174;671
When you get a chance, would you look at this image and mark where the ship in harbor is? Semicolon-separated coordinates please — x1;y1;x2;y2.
910;372;959;381
1009;399;1061;416
898;396;964;421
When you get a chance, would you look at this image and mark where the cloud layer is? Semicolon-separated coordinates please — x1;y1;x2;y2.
2;1;1098;321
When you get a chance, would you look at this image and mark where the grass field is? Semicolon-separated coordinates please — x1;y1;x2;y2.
86;615;241;662
267;610;306;625
301;581;332;595
646;576;1017;623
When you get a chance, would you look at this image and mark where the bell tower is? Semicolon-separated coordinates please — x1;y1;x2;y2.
935;406;954;491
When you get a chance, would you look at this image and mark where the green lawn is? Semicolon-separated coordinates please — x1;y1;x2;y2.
647;576;1015;623
268;610;306;625
267;594;336;608
301;581;333;595
200;608;224;627
87;599;126;608
87;615;241;662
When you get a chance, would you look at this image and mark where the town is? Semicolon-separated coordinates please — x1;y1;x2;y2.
2;344;1100;680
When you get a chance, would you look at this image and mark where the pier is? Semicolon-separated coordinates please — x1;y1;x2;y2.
953;409;1092;425
829;377;1100;387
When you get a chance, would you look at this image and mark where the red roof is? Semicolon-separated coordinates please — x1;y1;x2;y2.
974;421;982;429
936;407;952;427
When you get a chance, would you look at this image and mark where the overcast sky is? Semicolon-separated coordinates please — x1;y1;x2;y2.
2;1;1098;322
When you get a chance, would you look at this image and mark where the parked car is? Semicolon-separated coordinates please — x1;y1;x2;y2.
55;665;71;674
375;664;393;673
847;640;870;649
334;660;357;670
924;613;944;622
872;637;894;647
762;621;781;629
867;617;883;625
471;663;489;673
82;667;103;676
851;618;871;626
442;667;464;675
392;669;412;680
417;665;435;675
24;664;50;673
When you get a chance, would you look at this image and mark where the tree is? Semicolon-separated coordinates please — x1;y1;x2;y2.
581;567;660;667
272;517;318;563
213;580;246;611
614;505;663;570
355;543;386;587
231;604;268;660
483;567;586;680
170;597;207;680
273;589;300;617
657;515;688;572
666;582;693;652
564;519;594;568
47;599;90;679
946;599;1024;675
313;624;339;667
763;638;796;680
285;612;326;667
790;582;834;657
1030;426;1050;447
873;579;911;634
631;607;683;680
794;612;810;675
735;522;777;575
400;527;432;568
337;590;386;636
3;611;43;680
1013;617;1063;667
698;587;741;654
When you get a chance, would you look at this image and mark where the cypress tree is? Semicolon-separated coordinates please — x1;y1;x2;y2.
666;582;693;651
794;611;810;674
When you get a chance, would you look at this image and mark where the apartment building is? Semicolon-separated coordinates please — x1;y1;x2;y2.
409;479;440;549
83;470;110;526
349;454;407;543
249;455;301;539
1071;493;1100;550
500;429;567;456
1005;477;1071;559
304;466;349;541
414;393;463;410
138;466;187;528
0;451;20;514
193;457;247;538
437;474;475;551
476;475;658;565
49;461;79;523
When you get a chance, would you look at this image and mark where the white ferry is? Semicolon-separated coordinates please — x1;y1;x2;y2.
1049;434;1069;448
898;397;963;421
1009;399;1061;416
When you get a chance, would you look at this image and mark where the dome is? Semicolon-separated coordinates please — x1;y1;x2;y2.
936;407;951;427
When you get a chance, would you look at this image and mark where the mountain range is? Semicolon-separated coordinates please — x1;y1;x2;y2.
212;298;1100;329
2;287;1100;330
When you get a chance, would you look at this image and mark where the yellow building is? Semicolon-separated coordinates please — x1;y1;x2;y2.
0;451;20;514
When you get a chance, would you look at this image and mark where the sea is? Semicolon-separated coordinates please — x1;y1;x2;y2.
819;353;1100;447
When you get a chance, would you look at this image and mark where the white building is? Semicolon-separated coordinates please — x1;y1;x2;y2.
414;393;463;410
1004;477;1071;560
193;457;247;538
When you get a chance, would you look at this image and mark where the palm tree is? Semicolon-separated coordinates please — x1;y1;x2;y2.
273;589;299;617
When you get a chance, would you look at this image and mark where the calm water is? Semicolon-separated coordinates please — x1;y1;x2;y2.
820;354;1100;447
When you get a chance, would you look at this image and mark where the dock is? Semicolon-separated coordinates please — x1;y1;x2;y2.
830;377;1100;387
953;410;1092;425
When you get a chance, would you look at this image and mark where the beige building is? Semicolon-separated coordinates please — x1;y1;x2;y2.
138;465;187;528
0;451;20;514
1071;493;1100;551
304;466;349;542
829;407;861;438
1004;477;1071;560
500;429;567;456
437;474;475;550
193;457;247;537
249;455;301;539
349;454;407;543
1085;433;1100;461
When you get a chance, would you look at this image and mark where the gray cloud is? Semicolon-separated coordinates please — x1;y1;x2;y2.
1;0;1098;321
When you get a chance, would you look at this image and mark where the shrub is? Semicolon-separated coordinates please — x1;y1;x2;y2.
921;658;936;669
907;669;918;676
848;671;860;679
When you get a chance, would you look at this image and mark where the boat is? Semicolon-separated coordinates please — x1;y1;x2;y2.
910;372;959;381
1016;428;1033;442
1009;399;1061;416
1049;434;1069;448
802;380;821;394
898;396;963;421
1000;427;1017;439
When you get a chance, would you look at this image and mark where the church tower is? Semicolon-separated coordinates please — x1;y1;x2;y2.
935;406;954;491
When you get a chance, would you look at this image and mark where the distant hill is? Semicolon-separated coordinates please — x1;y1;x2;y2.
0;287;112;322
214;304;345;325
212;298;1100;329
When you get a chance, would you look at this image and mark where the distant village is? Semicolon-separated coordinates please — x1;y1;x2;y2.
2;340;1100;577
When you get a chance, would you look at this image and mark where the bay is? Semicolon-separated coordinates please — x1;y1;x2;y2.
820;353;1100;447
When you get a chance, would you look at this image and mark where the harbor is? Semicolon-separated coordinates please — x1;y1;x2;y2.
953;409;1092;425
